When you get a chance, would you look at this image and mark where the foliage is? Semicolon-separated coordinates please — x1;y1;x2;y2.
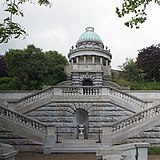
0;0;52;43
119;58;145;82
116;0;160;28
148;147;160;155
5;44;68;90
0;55;8;77
113;78;160;90
137;44;160;82
0;77;19;90
129;82;160;90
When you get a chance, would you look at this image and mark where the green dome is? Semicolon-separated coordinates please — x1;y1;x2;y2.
77;27;103;43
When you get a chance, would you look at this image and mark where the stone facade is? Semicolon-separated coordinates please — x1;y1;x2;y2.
0;27;159;155
66;27;112;86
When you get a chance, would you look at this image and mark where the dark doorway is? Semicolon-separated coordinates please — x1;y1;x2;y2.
73;109;89;139
82;79;93;86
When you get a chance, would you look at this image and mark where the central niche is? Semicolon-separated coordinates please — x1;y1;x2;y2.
73;109;89;139
82;79;93;86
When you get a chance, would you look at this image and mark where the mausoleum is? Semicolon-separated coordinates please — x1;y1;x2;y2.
0;27;160;159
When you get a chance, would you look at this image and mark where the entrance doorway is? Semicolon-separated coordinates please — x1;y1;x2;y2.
82;79;93;86
73;109;89;139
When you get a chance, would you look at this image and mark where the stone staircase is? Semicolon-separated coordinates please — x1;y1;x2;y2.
0;104;54;143
1;85;160;152
0;127;43;151
103;102;160;145
6;86;147;114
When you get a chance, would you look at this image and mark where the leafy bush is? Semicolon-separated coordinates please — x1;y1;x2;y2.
0;77;19;90
113;78;130;87
129;82;160;90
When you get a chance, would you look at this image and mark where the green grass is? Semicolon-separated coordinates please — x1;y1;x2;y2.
148;147;160;155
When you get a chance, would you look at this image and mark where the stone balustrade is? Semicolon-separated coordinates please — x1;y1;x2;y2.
110;103;160;133
10;86;146;111
72;63;102;70
103;87;146;109
0;104;48;134
15;87;55;108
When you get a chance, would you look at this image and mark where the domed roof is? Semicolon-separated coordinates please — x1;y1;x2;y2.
77;27;103;44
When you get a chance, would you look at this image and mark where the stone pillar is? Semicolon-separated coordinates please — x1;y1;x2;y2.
7;100;16;110
102;125;113;146
46;125;55;136
100;57;103;64
76;57;79;64
84;56;87;63
0;143;18;160
71;58;73;65
92;56;95;64
106;59;108;66
43;126;56;154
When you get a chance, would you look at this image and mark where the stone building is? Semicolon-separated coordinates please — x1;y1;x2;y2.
0;27;160;154
66;27;112;86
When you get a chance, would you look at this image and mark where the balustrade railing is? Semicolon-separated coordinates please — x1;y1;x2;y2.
109;103;160;133
11;86;146;110
104;87;146;109
15;87;55;109
0;104;48;134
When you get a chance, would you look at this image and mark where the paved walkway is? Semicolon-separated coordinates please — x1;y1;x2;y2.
16;152;97;160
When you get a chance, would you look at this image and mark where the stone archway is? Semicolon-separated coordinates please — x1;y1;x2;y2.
73;109;89;139
82;79;93;86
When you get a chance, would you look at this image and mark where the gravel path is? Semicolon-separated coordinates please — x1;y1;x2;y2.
16;151;160;160
16;152;97;160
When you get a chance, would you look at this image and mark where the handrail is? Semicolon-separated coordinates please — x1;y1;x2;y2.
0;104;49;134
8;86;147;110
105;86;146;109
105;103;160;133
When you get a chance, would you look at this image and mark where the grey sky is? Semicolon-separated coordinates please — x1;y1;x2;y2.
0;0;160;69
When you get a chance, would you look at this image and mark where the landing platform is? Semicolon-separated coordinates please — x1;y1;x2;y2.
52;140;102;153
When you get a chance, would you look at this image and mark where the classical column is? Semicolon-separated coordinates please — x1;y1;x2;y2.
84;56;87;63
106;59;108;66
100;57;103;64
92;56;95;64
76;57;79;64
71;58;73;65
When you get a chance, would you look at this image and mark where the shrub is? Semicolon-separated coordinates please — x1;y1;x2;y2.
0;77;19;90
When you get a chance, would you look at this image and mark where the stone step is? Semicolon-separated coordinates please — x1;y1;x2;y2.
52;147;99;153
52;139;101;153
63;139;99;144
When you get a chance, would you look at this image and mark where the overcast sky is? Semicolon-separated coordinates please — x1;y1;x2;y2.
0;0;160;69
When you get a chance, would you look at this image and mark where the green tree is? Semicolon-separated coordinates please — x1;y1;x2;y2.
0;55;8;77
119;58;145;82
137;44;160;82
0;0;52;43
0;77;18;90
116;0;160;28
1;0;160;43
5;44;68;90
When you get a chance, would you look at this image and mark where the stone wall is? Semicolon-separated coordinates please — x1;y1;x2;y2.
125;90;160;102
25;102;133;140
